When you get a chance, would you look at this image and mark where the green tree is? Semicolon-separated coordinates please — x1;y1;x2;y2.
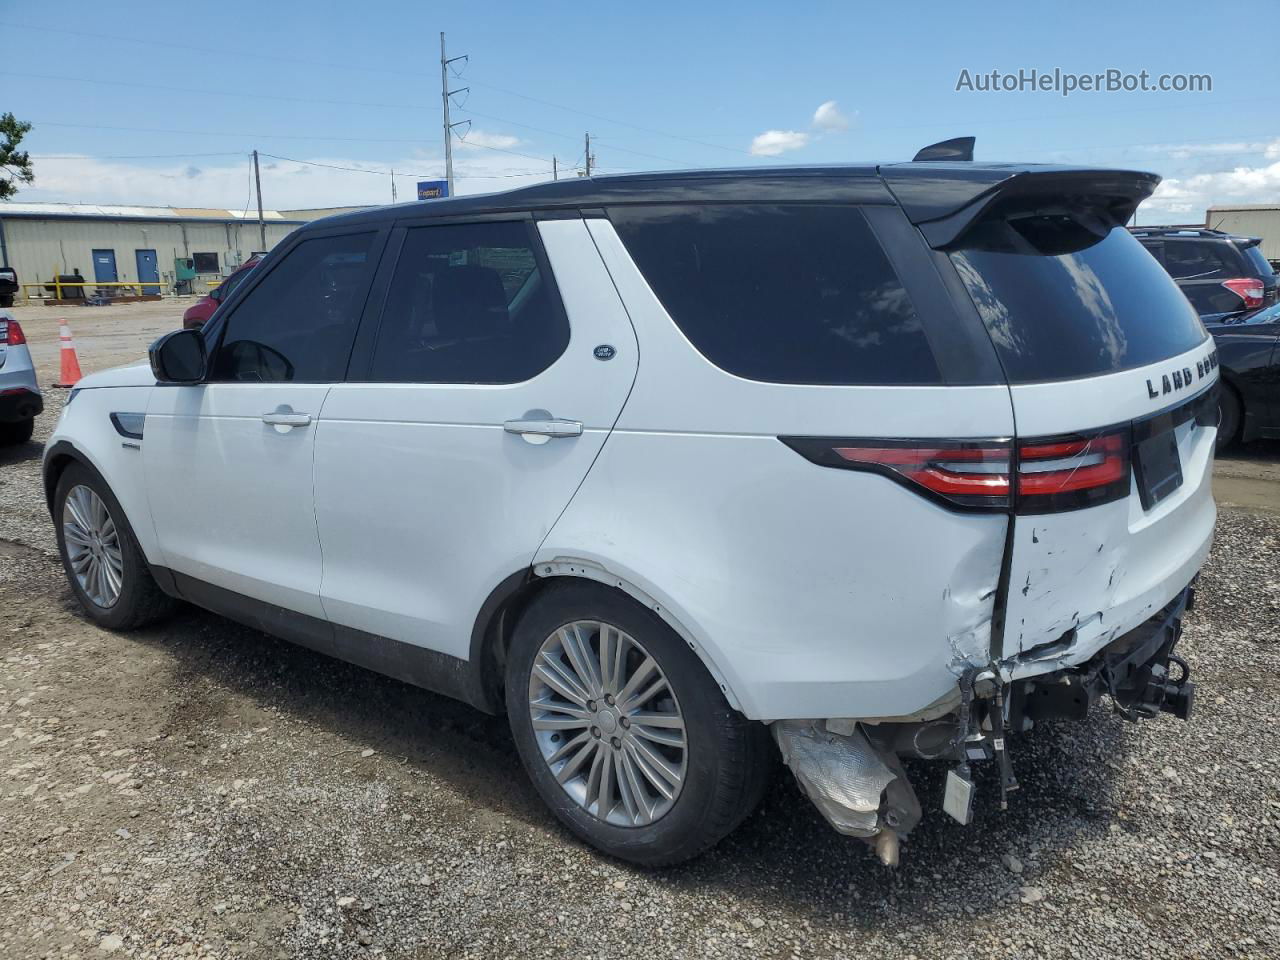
0;113;34;200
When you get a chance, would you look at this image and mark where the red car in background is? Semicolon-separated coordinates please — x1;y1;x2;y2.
182;255;262;330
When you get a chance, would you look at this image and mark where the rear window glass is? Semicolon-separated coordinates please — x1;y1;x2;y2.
1162;239;1238;280
950;221;1207;383
609;204;940;385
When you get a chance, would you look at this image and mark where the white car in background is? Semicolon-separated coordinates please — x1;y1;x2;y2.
0;310;42;445
42;151;1215;867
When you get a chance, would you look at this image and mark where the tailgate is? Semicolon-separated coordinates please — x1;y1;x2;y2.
936;183;1219;674
999;348;1217;670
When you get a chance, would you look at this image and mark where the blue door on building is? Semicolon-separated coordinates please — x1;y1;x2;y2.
135;249;160;295
91;249;118;284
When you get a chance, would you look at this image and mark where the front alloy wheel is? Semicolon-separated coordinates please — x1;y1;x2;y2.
62;484;125;608
528;620;687;826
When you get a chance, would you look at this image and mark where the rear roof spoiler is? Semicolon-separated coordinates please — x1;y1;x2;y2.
878;164;1161;249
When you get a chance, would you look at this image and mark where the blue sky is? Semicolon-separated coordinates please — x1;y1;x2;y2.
2;0;1277;221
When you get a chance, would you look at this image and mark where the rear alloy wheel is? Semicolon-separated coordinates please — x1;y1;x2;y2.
506;582;772;866
527;620;687;826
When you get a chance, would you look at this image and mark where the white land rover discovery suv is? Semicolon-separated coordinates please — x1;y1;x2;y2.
44;153;1216;866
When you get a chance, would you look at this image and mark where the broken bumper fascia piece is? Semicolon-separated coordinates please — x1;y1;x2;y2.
771;719;922;866
772;582;1197;865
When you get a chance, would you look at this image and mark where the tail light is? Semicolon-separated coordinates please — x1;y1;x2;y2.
0;318;25;345
1016;430;1130;513
781;429;1132;514
1221;277;1264;310
781;438;1012;510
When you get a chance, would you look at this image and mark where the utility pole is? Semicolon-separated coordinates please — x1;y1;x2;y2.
552;156;558;181
584;132;592;176
252;149;266;252
391;169;398;203
440;33;469;196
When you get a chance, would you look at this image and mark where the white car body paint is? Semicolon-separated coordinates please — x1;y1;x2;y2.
45;363;159;560
144;381;333;618
534;219;1016;721
998;340;1217;676
311;219;639;658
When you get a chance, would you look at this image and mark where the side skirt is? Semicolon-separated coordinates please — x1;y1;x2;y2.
153;567;490;712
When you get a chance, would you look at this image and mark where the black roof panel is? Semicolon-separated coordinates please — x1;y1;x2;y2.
308;161;1161;237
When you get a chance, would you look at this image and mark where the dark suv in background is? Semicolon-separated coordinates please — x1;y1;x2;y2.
1130;227;1276;322
1131;227;1280;448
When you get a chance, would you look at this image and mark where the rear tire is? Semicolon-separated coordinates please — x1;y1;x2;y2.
505;581;772;866
53;463;177;630
1216;385;1242;453
0;418;34;445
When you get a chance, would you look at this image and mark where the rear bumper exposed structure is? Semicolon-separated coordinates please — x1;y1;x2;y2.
773;583;1196;864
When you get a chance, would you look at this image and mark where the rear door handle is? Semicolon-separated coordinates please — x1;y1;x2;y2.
503;417;583;442
261;411;312;427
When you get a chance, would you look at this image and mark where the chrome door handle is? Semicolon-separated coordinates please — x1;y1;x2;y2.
261;411;312;427
503;418;583;439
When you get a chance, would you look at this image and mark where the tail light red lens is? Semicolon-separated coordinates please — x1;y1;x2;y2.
782;429;1132;514
1222;277;1265;310
1015;430;1131;513
781;438;1013;510
0;318;25;345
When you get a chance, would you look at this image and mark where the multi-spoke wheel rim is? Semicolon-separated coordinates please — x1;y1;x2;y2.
528;620;687;827
62;485;124;608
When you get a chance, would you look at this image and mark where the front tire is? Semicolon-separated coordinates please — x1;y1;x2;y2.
505;581;772;866
54;463;176;630
1216;384;1242;453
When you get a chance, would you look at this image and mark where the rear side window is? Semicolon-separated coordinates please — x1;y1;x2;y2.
210;232;376;383
368;221;569;384
950;222;1207;383
609;204;940;385
1240;243;1275;278
1162;239;1239;280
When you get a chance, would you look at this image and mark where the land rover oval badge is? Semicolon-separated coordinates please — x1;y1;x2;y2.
593;344;616;361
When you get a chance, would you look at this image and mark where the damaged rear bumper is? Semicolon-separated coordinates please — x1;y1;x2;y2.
772;583;1196;864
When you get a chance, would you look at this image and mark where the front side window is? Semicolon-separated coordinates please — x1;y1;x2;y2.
367;221;569;384
609;204;940;385
210;233;376;383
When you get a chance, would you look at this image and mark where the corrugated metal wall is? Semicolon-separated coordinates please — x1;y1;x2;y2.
0;217;298;298
1205;208;1280;261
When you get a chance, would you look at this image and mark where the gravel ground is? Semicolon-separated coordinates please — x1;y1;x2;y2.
0;308;1278;959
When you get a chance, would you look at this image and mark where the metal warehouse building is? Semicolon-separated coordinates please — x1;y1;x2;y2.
0;202;364;301
1206;204;1280;261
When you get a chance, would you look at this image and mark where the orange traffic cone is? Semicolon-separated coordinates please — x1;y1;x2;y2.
55;320;84;388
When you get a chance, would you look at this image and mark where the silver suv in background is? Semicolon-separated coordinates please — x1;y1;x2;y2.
0;311;42;445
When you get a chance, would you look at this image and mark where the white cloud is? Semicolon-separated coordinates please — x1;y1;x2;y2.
812;100;850;132
454;129;522;151
750;130;810;157
1137;138;1280;220
11;147;554;209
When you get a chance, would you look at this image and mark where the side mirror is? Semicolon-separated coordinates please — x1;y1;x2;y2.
150;329;207;383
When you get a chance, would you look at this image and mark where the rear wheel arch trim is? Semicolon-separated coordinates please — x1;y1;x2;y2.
527;559;744;712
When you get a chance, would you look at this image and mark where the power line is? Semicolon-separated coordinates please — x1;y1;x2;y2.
0;70;421;112
32;151;246;160
257;152;554;181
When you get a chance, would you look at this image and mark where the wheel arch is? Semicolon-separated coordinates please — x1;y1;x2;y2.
470;560;745;716
43;440;100;516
